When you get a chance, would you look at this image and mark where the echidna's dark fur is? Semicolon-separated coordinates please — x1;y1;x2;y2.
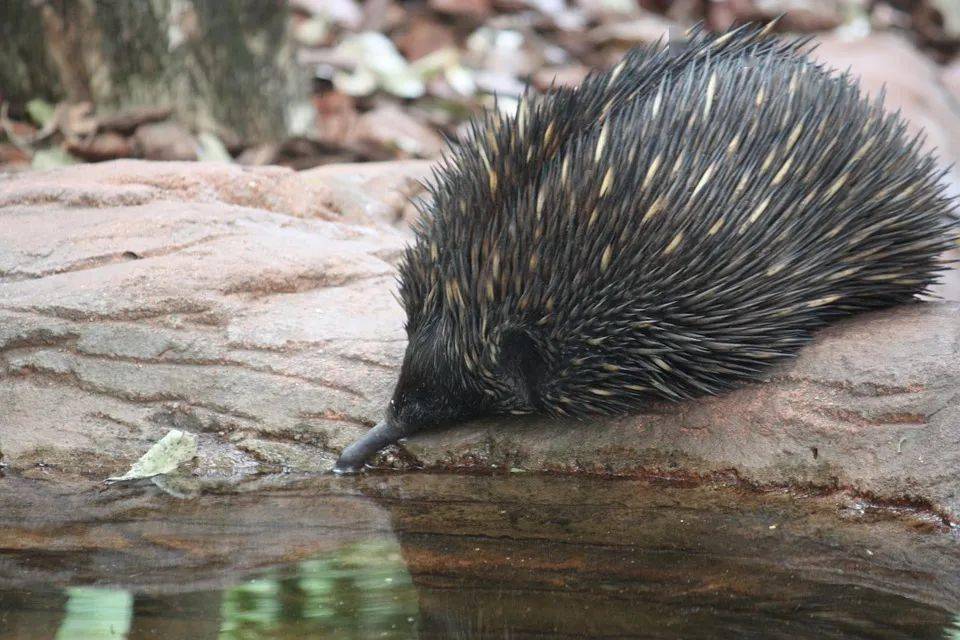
334;22;959;473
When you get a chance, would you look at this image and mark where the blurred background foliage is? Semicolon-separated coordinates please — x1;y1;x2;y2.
0;0;957;170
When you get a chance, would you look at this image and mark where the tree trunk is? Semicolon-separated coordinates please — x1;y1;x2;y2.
0;0;308;143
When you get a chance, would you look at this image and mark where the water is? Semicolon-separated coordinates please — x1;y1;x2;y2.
1;473;959;639
6;542;418;639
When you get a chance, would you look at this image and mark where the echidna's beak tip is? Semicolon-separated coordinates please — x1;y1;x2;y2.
332;419;404;475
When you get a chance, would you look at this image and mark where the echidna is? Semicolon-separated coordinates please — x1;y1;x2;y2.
334;22;959;474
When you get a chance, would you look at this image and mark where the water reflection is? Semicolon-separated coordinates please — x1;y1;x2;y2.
45;541;418;640
947;617;960;640
56;588;132;640
1;474;960;639
218;540;418;639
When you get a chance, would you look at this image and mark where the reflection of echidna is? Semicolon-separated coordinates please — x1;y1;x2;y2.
334;22;959;473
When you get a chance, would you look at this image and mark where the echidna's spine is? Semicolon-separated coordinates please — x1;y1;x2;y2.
400;22;958;418
402;22;810;332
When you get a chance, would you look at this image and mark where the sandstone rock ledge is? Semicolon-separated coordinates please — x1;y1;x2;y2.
1;160;958;523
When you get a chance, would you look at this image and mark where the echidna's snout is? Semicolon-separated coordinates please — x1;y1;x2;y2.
333;345;491;474
333;418;408;475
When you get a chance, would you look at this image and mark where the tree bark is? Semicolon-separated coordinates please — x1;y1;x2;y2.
0;0;308;142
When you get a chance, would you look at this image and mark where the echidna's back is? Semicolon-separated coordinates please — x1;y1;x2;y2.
402;26;959;415
538;47;952;318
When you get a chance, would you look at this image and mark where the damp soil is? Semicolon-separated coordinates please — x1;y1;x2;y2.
1;472;959;640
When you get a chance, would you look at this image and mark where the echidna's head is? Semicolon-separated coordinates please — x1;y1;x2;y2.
333;318;547;474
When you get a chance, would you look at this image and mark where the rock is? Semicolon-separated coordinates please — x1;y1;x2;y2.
235;143;280;166
587;13;678;46
429;0;491;19
406;302;960;522
313;90;361;151
302;159;434;227
473;70;527;97
2;159;960;522
708;0;847;32
704;0;762;31
60;102;99;140
943;58;960;103
920;0;960;44
393;15;458;61
360;0;407;33
0;159;335;218
0;144;30;169
575;0;642;20
810;33;960;302
353;104;445;159
813;33;960;191
525;0;588;31
66;132;136;162
133;121;198;161
533;64;590;90
96;106;174;134
2;118;39;141
0;160;405;479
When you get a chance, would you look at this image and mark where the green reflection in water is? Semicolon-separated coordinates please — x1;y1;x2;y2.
948;615;960;640
46;540;417;640
219;539;419;639
55;587;133;640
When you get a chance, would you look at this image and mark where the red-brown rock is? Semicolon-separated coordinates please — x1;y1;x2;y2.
133;121;199;161
66;131;136;162
429;0;491;19
353;104;445;159
0;144;30;168
1;160;959;524
393;15;458;60
813;32;960;191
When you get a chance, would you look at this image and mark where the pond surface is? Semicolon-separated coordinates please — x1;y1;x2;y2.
1;473;959;639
